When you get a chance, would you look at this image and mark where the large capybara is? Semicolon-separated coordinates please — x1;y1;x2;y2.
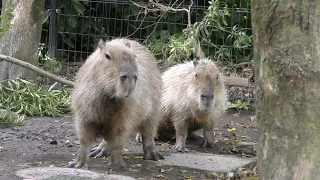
158;58;228;152
68;38;164;170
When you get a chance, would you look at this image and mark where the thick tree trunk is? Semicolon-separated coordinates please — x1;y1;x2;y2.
0;0;44;81
252;1;320;179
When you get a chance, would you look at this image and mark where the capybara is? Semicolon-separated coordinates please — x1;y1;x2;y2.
157;58;228;152
68;38;164;170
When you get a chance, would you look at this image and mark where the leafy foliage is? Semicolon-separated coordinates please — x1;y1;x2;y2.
144;0;252;64
41;0;252;64
227;100;249;110
38;43;62;72
0;4;14;38
0;108;24;126
0;78;71;117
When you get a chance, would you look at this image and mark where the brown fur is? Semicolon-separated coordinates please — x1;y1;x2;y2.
159;58;228;152
68;38;164;169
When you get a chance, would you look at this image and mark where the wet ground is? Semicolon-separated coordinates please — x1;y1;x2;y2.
0;109;258;180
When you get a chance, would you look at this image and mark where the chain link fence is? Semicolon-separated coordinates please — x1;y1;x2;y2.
40;0;252;80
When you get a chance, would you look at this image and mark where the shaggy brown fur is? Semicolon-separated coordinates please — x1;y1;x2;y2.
159;58;228;152
68;38;164;170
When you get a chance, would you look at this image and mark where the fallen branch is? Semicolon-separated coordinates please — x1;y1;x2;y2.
0;55;75;87
0;54;249;87
232;61;253;68
224;76;249;87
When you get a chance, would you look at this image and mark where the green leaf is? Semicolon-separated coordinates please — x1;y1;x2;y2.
68;16;77;28
71;0;86;15
63;38;75;48
41;9;50;24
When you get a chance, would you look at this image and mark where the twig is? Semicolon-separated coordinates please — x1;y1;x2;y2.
0;55;75;87
232;61;253;68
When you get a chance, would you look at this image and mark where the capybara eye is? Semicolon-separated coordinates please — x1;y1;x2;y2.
120;75;127;82
195;74;198;78
134;75;137;82
201;95;205;99
105;54;111;60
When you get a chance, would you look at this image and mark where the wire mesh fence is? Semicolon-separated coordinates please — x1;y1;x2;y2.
40;0;252;80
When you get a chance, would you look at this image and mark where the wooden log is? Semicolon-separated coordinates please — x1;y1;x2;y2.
0;55;75;87
224;76;249;87
0;54;250;88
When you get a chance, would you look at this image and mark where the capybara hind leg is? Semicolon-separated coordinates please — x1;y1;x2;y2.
89;140;109;158
188;132;204;141
201;123;215;148
68;123;96;169
172;120;189;152
139;121;164;161
105;136;126;170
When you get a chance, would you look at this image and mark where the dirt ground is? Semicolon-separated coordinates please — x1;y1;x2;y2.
0;109;257;180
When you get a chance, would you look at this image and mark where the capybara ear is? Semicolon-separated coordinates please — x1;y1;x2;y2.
214;60;222;67
193;59;199;67
124;42;131;48
98;39;105;49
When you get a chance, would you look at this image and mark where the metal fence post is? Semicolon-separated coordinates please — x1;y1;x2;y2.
48;0;57;58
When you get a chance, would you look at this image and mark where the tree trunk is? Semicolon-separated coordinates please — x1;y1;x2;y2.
252;1;320;179
0;0;45;81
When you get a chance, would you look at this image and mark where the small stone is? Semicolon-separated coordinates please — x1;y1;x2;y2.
18;133;25;138
128;168;139;172
180;170;187;174
227;172;234;177
205;172;219;179
131;164;142;168
49;140;58;145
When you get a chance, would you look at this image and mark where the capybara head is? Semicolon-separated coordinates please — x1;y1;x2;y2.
192;59;223;113
97;39;138;99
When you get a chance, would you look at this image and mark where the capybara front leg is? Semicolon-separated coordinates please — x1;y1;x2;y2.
105;136;126;170
201;122;215;148
68;123;96;169
139;121;164;161
172;121;189;152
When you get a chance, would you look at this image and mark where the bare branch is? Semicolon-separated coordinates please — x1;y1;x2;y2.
0;55;75;87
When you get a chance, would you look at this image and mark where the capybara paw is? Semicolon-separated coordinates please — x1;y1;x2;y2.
89;144;109;158
89;147;108;158
144;148;165;161
188;133;204;142
106;162;127;171
171;144;190;153
68;161;88;169
201;140;215;148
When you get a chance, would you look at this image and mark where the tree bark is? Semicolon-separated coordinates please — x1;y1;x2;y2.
252;0;320;179
0;0;45;81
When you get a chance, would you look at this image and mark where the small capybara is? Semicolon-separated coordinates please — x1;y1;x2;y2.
158;58;228;152
68;38;164;170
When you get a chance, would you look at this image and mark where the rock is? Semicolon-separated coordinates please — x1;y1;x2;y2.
162;152;255;172
18;133;25;138
180;170;187;174
15;167;136;180
205;172;219;179
49;140;58;145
